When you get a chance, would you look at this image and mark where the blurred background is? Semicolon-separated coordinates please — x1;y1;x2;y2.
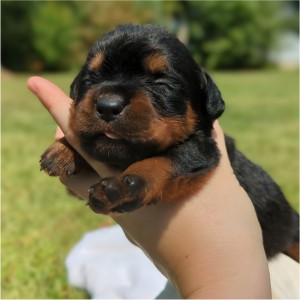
2;1;299;299
2;1;299;71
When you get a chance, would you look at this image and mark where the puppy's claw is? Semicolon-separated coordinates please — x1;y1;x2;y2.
40;140;79;177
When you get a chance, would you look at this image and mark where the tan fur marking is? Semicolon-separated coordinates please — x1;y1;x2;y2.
69;90;101;134
149;117;186;150
89;52;104;72
123;157;173;203
69;89;198;154
123;157;217;205
148;103;198;151
285;243;299;262
185;103;198;134
164;171;216;203
144;53;168;73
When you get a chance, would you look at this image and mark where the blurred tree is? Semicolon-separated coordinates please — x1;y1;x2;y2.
1;1;295;71
1;2;39;71
72;1;154;63
1;1;154;72
30;1;80;71
162;1;289;69
281;0;299;33
1;1;81;71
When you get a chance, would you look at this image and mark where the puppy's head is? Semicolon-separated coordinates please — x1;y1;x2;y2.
69;24;225;168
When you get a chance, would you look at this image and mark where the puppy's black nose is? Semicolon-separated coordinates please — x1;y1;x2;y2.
96;97;126;122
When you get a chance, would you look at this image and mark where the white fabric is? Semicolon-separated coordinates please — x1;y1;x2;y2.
65;225;167;299
269;253;299;299
65;225;299;299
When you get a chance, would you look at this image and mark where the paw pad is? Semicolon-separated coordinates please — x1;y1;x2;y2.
101;178;122;203
87;174;146;214
123;175;145;197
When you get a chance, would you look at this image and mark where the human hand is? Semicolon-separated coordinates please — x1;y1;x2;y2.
28;76;271;299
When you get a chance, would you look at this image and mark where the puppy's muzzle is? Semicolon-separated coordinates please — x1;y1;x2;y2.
96;96;127;122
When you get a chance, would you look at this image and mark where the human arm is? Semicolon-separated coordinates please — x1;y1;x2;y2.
28;76;271;299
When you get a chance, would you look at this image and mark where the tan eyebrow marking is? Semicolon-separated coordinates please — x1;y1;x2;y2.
144;53;168;73
89;52;104;72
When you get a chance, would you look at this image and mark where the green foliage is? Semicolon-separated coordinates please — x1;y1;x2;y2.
1;2;38;71
1;72;114;298
1;2;80;71
30;2;79;71
1;1;154;72
1;1;297;71
163;1;286;69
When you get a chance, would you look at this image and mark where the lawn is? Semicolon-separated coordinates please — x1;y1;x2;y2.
1;69;298;299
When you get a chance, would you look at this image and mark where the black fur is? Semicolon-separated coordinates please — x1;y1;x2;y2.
225;136;299;258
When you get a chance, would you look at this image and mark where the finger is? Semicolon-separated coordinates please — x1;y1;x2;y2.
27;76;71;132
60;169;100;200
27;77;83;150
212;121;229;159
55;126;65;140
28;77;118;177
27;77;83;162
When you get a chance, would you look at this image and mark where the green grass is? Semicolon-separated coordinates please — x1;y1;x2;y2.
2;72;114;299
2;70;299;299
212;70;299;207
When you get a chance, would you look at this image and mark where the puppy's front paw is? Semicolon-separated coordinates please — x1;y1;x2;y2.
88;175;146;214
40;139;78;177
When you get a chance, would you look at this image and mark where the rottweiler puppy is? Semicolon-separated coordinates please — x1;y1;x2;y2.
40;24;299;261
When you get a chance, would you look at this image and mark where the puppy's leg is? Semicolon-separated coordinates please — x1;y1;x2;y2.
88;133;220;214
40;137;84;177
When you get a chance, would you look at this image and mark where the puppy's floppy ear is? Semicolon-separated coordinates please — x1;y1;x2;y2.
200;69;225;120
